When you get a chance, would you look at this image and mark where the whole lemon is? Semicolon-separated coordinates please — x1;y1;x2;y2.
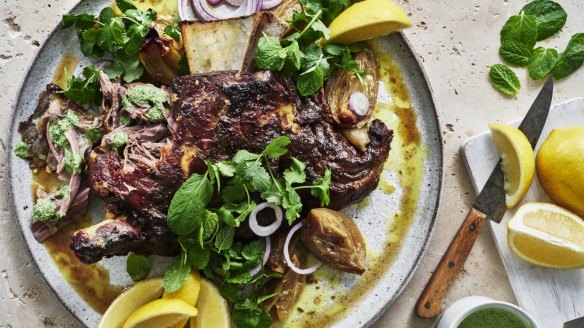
536;127;584;216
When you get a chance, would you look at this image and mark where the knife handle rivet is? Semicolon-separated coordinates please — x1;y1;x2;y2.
424;302;431;309
469;223;476;232
448;261;455;268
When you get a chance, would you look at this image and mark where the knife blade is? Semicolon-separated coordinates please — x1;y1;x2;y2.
564;316;584;328
415;78;554;318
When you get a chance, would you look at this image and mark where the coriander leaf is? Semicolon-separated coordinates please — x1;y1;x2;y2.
220;283;241;302
217;161;236;177
226;271;253;284
500;12;537;49
62;65;102;104
528;47;559;80
256;36;287;71
167;172;213;235
283;157;306;185
489;64;521;96
239;161;272;193
263;136;291;159
222;180;247;204
215;225;235;251
311;169;332;206
499;42;533;66
522;0;567;40
312;20;330;40
297;64;325;96
216;206;238;227
115;0;137;13
242;240;264;263
63;13;97;31
552;33;584;79
187;242;210;270
260;190;282;205
232;149;261;163
233;300;272;328
163;255;190;292
164;17;182;42
126;253;151;282
99;7;115;24
323;43;345;56
283;185;302;224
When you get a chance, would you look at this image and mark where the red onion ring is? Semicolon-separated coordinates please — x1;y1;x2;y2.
249;202;283;237
225;0;244;5
249;237;271;276
284;222;323;275
261;0;282;9
208;0;222;4
191;0;260;22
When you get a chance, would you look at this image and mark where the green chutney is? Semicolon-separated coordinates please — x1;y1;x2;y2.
458;308;532;328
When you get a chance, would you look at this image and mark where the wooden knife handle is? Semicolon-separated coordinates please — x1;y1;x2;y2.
415;208;487;318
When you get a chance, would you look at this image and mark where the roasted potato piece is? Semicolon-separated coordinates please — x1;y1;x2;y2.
324;48;379;129
300;208;366;275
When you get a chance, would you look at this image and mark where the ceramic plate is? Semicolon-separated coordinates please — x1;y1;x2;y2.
7;1;442;327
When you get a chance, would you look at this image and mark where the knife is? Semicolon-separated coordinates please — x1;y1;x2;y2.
564;316;584;328
415;78;554;318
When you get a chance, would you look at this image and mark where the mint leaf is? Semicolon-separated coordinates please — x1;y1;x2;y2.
115;0;137;12
126;253;151;282
297;64;325;96
215;225;235;251
489;64;521;96
256;36;287;71
187;242;210;270
552;33;584;79
522;0;567;40
283;157;306;185
167;172;213;235
163;255;191;292
201;210;219;242
499;42;533;66
528;47;559;80
263;136;291;159
500;12;537;49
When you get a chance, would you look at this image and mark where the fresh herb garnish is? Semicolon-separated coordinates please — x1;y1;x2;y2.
63;0;155;83
489;64;521;96
32;198;61;222
164;17;182;43
255;0;364;96
126;253;152;282
492;0;582;94
163;136;331;317
62;65;102;104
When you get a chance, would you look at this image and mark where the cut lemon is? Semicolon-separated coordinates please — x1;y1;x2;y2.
327;0;412;44
163;270;202;328
123;298;197;328
508;202;584;269
488;123;535;208
536;127;584;216
98;278;163;328
190;278;231;328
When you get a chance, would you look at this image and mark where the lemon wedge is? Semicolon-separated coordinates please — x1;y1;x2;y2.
508;202;584;269
536;127;584;216
190;278;231;328
123;298;198;328
98;278;163;328
163;270;202;328
488;123;535;208
327;0;412;44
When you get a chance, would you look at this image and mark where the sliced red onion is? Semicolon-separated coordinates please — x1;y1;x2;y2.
191;0;259;22
249;202;283;237
249;237;271;276
208;0;222;5
349;92;370;117
225;0;244;5
261;0;282;9
284;222;323;275
178;0;187;20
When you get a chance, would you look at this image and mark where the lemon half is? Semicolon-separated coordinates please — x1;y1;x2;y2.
508;202;584;269
327;0;412;44
489;123;535;208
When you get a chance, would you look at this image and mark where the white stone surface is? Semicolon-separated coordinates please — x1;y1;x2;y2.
0;1;582;327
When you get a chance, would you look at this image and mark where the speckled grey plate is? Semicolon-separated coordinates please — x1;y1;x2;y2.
7;1;442;327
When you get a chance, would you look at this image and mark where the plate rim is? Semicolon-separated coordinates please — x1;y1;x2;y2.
5;2;443;327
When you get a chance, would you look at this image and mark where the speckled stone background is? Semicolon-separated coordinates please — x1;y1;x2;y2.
0;1;582;327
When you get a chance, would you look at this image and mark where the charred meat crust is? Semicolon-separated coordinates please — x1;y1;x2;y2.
74;70;391;263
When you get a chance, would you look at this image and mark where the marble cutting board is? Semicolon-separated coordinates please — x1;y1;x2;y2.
461;98;584;328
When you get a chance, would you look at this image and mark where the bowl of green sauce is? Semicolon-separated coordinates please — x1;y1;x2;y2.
436;296;539;328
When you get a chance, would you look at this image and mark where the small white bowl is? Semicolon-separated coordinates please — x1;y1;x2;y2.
435;296;540;328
